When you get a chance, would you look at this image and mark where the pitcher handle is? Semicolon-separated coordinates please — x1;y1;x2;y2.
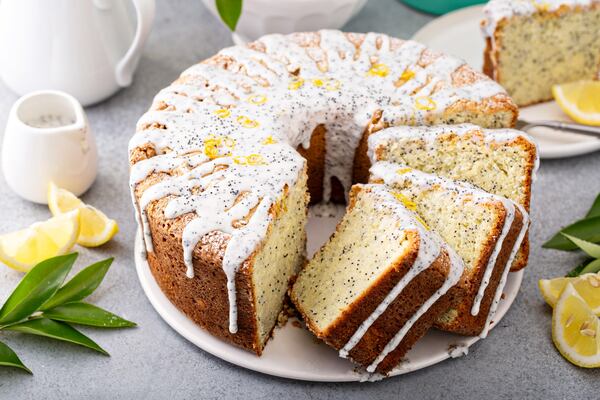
115;0;156;87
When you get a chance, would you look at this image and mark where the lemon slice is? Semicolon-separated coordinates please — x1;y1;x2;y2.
540;276;571;307
552;282;600;368
0;211;80;272
552;81;600;126
539;273;600;315
47;182;118;247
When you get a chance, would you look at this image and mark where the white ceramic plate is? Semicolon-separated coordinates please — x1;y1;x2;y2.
135;206;524;382
412;5;600;159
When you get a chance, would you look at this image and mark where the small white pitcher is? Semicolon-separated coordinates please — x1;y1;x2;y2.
1;91;98;204
0;0;155;106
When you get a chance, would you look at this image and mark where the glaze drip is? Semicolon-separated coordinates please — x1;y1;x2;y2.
480;202;529;338
367;240;464;373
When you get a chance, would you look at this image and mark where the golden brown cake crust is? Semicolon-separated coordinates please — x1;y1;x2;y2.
434;203;524;336
509;135;538;272
297;125;326;204
483;37;495;81
143;192;263;354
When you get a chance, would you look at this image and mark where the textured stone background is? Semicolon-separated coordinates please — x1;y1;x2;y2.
0;0;599;398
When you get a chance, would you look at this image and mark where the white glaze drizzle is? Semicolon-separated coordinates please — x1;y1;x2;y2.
479;202;529;338
369;161;530;331
470;197;515;316
448;343;469;358
129;31;510;334
366;240;464;373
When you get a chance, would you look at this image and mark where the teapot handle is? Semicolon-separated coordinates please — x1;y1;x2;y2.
115;0;156;87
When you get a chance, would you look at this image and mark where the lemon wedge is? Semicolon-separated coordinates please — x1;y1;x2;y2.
0;211;80;272
539;273;600;315
48;182;118;247
552;282;600;368
552;81;600;126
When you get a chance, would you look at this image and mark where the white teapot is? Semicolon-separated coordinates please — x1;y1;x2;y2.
0;0;155;106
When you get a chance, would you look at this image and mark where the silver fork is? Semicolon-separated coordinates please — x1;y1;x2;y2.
515;120;600;138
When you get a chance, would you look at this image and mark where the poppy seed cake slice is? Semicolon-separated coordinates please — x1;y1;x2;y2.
370;161;529;337
366;123;538;272
290;184;464;374
482;0;600;106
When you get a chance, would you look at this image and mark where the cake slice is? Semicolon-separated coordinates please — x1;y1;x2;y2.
131;151;310;355
290;184;464;374
370;161;529;336
482;0;600;106
366;123;538;271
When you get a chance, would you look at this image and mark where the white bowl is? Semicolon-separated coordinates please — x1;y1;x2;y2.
201;0;368;45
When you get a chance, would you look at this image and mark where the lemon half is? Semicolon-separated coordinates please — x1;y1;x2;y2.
0;211;80;272
48;182;118;247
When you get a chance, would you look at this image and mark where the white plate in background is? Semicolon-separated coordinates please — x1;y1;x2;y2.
412;5;600;159
135;207;524;382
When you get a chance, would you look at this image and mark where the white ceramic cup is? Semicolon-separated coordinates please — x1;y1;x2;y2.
1;91;98;204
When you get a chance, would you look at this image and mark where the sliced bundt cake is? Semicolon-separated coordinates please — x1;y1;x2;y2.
365;123;538;271
290;184;465;374
370;161;529;337
130;30;519;355
482;0;600;106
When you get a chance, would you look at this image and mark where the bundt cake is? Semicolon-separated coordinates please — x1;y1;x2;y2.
369;162;529;337
290;184;465;374
482;0;600;106
365;123;538;271
129;31;520;359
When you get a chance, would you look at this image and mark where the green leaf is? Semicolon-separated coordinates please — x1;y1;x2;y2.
4;318;108;355
585;193;600;219
561;233;600;258
43;302;136;328
215;0;242;31
580;258;600;275
41;258;113;311
0;253;77;325
0;340;31;373
565;258;593;277
542;216;600;250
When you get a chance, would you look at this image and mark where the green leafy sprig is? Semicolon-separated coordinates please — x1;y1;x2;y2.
0;253;135;373
215;0;243;31
544;193;600;276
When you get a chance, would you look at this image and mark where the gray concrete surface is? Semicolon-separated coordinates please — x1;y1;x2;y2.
0;0;599;398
